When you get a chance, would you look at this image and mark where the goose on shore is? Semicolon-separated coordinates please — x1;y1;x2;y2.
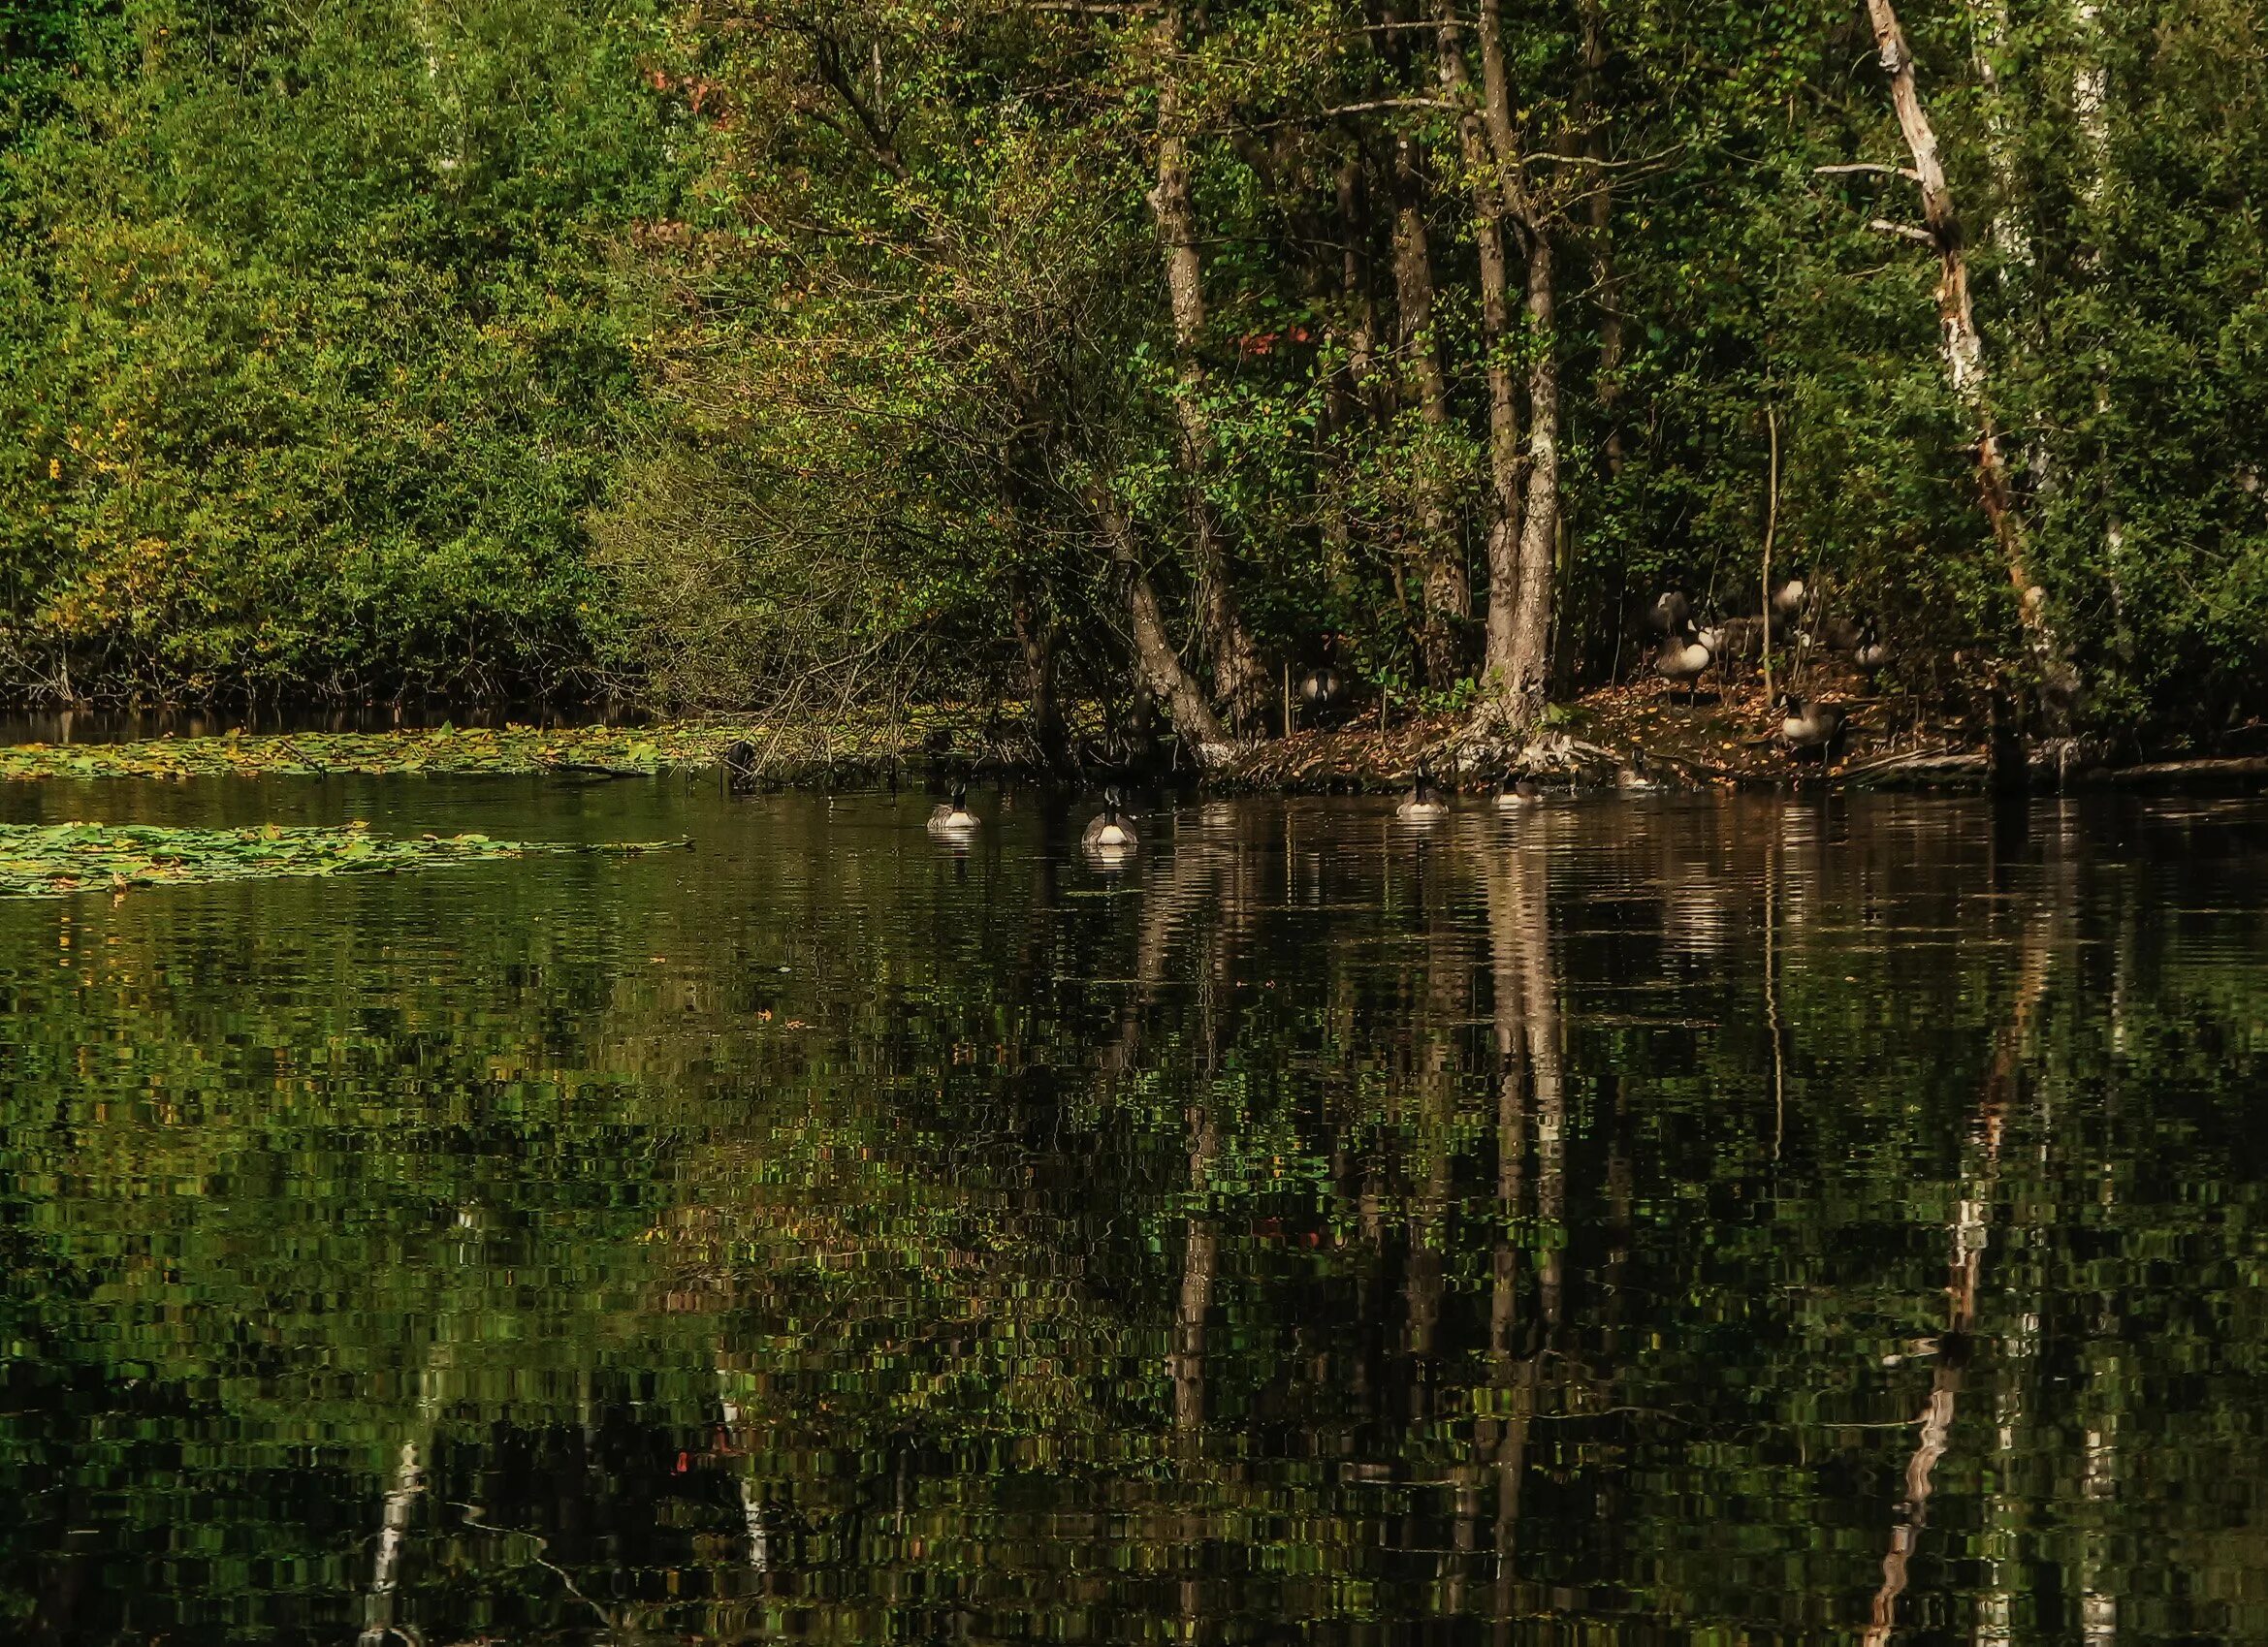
1654;628;1714;703
1082;786;1138;851
1702;616;1763;666
1396;762;1452;822
926;779;979;837
1855;621;1892;672
1772;578;1808;618
1645;590;1692;634
1815;613;1864;654
1296;665;1346;728
1779;694;1847;758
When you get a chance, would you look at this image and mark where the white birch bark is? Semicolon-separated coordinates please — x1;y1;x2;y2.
1863;0;2081;720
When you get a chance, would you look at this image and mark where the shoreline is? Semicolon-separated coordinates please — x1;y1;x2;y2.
0;690;2264;795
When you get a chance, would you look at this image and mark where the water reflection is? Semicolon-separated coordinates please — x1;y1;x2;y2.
1;784;2265;1643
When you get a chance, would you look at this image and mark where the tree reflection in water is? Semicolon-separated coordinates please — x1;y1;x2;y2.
1;783;2264;1644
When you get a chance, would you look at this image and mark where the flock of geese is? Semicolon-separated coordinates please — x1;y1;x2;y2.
927;575;1879;843
927;761;1718;843
1648;577;1871;757
924;781;1143;851
1390;759;1668;820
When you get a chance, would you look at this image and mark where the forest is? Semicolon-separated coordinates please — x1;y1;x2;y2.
7;0;2268;759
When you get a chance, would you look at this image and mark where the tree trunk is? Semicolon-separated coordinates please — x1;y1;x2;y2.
1337;152;1382;410
1172;1107;1219;1436
1509;234;1561;727
358;1438;426;1647
1090;484;1234;768
2073;0;2130;648
1316;152;1382;599
1476;0;1559;731
1390;125;1469;688
1147;2;1268;728
1435;0;1523;688
1862;0;2080;721
1969;0;2033;270
1580;0;1624;479
1007;576;1067;770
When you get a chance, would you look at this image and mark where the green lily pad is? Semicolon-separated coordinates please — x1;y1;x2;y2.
0;822;689;898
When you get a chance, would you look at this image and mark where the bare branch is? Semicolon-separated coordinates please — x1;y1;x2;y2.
1818;162;1922;181
803;27;909;181
1322;97;1457;116
1523;143;1684;173
1869;217;1939;245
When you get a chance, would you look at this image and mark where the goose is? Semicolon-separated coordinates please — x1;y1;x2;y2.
1396;762;1452;822
1653;628;1714;703
1779;694;1847;757
1082;786;1138;851
1855;620;1892;672
720;738;757;794
926;779;979;837
1645;590;1692;635
1616;750;1664;794
1704;615;1763;665
1296;665;1346;727
1815;612;1864;654
1771;578;1807;618
1494;774;1543;810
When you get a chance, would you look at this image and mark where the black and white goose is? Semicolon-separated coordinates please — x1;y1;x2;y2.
1396;762;1452;822
1082;786;1138;851
926;779;979;837
1779;694;1847;758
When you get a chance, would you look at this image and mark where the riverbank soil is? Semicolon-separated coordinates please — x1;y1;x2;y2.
6;669;2264;793
1226;664;1950;790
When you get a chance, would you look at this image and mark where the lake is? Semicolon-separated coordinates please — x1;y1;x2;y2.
3;777;2265;1645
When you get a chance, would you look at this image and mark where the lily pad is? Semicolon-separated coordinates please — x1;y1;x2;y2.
0;822;690;898
0;725;754;782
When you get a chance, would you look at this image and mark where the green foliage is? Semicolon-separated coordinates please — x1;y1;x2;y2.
9;0;2268;744
0;0;683;700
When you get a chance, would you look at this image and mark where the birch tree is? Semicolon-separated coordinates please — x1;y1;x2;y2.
1860;0;2082;721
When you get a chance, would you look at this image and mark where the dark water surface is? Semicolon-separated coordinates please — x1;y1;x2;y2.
3;778;2266;1645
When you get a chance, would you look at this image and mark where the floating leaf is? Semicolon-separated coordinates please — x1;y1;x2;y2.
0;824;691;898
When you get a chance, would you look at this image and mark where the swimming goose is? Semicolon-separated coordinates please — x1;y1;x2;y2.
1494;774;1543;810
1779;694;1847;757
1396;762;1452;822
1082;786;1138;850
926;779;979;836
1616;750;1664;794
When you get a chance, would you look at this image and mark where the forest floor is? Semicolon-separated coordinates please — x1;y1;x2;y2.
1225;665;1975;792
1227;668;2268;793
